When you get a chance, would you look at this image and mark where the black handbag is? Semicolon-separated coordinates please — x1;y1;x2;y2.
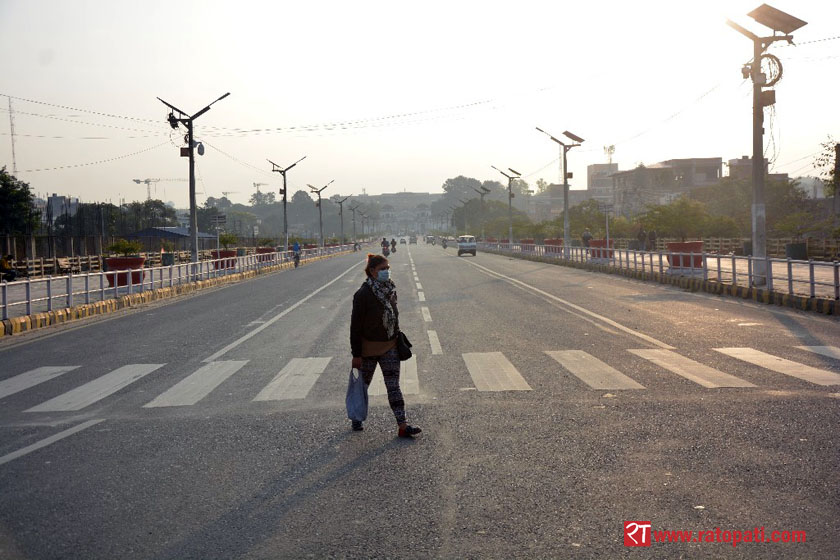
396;331;413;361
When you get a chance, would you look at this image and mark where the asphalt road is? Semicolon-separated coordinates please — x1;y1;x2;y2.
1;242;838;559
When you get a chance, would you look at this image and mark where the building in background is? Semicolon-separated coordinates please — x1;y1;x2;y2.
727;155;789;183
611;157;723;217
587;163;619;203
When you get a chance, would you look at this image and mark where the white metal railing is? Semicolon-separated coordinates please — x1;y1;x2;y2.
478;242;840;301
1;245;355;320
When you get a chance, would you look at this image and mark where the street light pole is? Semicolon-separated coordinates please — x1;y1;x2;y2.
332;195;350;245
727;4;806;285
472;186;491;240
491;165;522;244
536;127;584;258
349;204;360;243
157;92;230;266
307;181;334;249
268;155;306;254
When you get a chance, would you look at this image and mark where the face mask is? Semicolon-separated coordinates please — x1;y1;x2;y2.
377;269;391;282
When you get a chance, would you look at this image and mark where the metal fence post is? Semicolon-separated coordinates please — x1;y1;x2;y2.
716;255;721;283
787;259;793;295
702;254;708;281
1;282;7;320
26;278;32;316
100;271;105;302
658;253;663;277
766;258;773;292
731;255;737;286
748;257;753;286
85;273;90;305
46;277;53;312
809;260;815;298
66;272;73;308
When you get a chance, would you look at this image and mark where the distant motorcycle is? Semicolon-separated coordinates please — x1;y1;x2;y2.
441;239;447;249
293;252;301;268
383;247;390;257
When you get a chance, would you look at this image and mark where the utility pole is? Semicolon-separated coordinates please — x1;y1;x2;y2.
728;4;806;285
307;181;334;248
332;195;350;245
536;127;584;259
157;92;230;265
491;165;522;243
7;96;18;175
268;156;306;253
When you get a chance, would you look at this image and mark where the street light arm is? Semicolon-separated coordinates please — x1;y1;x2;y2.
536;126;564;145
157;97;187;116
491;165;512;180
726;19;759;41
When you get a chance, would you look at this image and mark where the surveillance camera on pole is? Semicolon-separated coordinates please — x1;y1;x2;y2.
156;92;230;267
727;4;806;286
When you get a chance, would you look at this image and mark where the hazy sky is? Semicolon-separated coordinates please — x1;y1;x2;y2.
1;0;838;208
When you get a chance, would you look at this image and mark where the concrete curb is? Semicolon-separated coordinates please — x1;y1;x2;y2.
1;251;353;337
483;249;837;316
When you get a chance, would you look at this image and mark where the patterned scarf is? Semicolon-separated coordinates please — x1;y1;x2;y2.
366;276;397;338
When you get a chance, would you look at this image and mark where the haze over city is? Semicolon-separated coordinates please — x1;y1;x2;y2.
1;0;838;207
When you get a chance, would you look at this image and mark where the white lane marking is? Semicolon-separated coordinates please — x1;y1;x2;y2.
547;350;645;390
421;307;432;322
628;349;755;388
463;352;531;391
418;292;426;302
428;330;443;355
416;282;423;290
144;361;249;407
461;259;674;349
0;366;80;400
25;364;166;412
368;355;419;396
715;348;840;386
0;419;105;467
253;358;332;401
203;261;362;363
796;346;840;361
738;323;762;327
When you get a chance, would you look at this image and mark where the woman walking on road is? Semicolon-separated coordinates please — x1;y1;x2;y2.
350;253;422;438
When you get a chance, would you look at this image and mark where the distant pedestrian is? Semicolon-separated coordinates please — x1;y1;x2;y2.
636;226;647;250
350;253;421;438
647;229;657;251
581;229;593;248
0;254;17;282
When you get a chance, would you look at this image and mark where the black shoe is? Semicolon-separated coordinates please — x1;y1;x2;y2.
398;425;422;438
351;421;364;431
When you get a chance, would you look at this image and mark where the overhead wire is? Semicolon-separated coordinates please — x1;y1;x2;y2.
17;141;169;173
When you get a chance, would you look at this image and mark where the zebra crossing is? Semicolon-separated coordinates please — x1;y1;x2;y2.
2;346;838;417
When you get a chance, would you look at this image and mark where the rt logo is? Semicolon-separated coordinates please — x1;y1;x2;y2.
624;521;652;547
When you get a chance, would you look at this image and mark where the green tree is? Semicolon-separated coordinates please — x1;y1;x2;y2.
815;136;837;198
0;167;40;235
642;197;709;241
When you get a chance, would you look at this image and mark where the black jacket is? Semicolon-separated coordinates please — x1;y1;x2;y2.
350;281;399;358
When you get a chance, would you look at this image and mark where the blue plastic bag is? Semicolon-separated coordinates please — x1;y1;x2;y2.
346;367;368;422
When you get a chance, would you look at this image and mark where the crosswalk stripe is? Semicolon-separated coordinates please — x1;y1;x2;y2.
463;352;531;391
418;292;426;302
368;355;419;396
416;282;423;290
428;330;443;355
0;366;80;400
144;361;248;408
796;346;840;361
547;350;645;390
25;364;166;412
629;349;755;388
715;347;840;386
0;419;105;467
253;358;332;401
421;306;432;322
